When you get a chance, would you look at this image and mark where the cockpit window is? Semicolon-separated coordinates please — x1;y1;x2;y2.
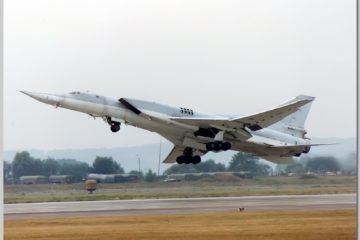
69;91;81;94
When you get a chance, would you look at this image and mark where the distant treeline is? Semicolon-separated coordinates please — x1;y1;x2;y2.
164;152;354;176
3;151;355;184
164;152;270;175
275;155;355;175
4;151;125;183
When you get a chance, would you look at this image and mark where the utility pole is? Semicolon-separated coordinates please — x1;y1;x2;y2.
11;162;14;184
136;154;141;174
157;137;162;176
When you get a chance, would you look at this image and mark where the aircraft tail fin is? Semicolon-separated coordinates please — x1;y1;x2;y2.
269;95;315;139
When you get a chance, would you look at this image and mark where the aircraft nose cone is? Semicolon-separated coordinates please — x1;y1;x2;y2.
21;91;63;106
21;91;46;101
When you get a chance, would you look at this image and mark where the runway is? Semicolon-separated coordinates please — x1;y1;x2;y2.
5;193;356;219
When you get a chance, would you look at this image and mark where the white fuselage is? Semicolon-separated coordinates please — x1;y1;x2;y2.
22;91;311;159
60;93;308;149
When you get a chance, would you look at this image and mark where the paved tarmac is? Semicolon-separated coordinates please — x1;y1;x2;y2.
4;193;356;219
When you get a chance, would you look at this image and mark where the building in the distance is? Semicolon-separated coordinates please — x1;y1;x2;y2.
49;175;75;184
19;176;48;184
87;173;139;183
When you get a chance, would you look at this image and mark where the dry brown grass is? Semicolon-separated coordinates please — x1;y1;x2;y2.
5;209;356;240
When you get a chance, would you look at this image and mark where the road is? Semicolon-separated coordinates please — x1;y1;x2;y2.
5;193;356;219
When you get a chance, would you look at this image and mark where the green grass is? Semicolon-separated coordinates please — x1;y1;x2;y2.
4;175;356;204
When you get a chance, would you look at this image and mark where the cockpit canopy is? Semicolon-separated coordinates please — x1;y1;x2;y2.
67;91;104;103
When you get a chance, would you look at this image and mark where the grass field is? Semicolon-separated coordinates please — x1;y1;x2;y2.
5;209;356;240
4;175;356;203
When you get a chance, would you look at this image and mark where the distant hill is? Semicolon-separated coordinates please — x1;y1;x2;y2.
4;137;356;173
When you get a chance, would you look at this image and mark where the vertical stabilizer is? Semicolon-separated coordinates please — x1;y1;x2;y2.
269;95;314;139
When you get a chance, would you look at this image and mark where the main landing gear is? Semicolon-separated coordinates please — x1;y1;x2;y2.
206;141;231;151
176;147;201;165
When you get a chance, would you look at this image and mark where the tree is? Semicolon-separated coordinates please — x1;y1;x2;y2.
195;159;226;172
58;159;90;181
284;163;305;174
43;158;60;176
129;170;144;180
91;156;124;174
11;153;91;182
164;164;198;175
12;151;44;179
4;161;11;183
164;159;226;175
306;156;340;173
228;152;270;176
342;152;356;171
144;169;157;182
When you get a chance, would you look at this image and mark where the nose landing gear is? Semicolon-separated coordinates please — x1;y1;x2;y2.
110;123;121;132
105;116;121;133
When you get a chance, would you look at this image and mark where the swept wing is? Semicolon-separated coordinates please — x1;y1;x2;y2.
169;95;315;131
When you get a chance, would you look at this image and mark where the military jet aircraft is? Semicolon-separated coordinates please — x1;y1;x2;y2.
21;91;318;165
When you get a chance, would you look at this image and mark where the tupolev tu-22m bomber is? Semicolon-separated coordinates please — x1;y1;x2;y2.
22;91;321;165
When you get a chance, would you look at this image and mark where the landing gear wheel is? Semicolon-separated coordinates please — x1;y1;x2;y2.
213;142;222;151
110;124;120;132
176;156;185;164
192;155;201;164
184;157;191;164
222;142;231;151
207;141;231;151
206;142;216;151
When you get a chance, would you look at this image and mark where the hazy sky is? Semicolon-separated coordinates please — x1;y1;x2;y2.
5;0;356;150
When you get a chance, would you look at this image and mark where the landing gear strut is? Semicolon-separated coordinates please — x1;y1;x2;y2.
176;147;201;165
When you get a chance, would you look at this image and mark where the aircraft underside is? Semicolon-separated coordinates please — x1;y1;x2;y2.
101;113;312;165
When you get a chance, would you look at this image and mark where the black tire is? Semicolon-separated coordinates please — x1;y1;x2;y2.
303;146;311;153
192;155;201;164
184;157;191;164
213;142;222;151
206;142;215;151
176;156;184;164
222;142;231;151
110;124;120;132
